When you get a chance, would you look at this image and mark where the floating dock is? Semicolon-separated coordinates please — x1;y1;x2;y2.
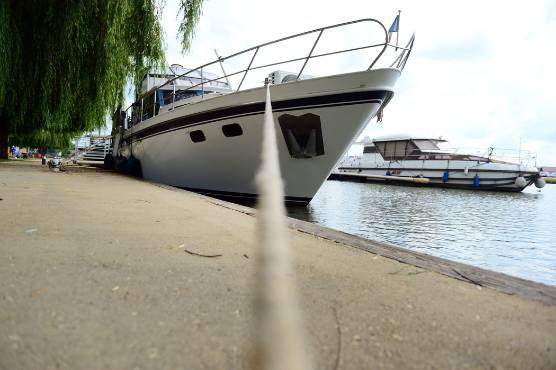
329;171;431;184
1;160;555;369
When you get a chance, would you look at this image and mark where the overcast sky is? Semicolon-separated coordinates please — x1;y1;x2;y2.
159;0;556;165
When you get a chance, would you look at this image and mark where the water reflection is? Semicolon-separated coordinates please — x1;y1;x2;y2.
287;181;556;286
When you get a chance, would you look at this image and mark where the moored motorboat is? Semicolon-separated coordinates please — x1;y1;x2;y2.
331;135;545;191
110;19;415;204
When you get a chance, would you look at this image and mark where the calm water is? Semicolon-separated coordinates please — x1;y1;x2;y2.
287;181;556;286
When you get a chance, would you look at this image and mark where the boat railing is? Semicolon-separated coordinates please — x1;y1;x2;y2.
344;146;537;167
451;147;538;167
122;18;415;129
402;147;537;167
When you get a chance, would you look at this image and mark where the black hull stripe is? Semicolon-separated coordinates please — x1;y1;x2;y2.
127;90;391;142
177;186;311;206
134;99;382;142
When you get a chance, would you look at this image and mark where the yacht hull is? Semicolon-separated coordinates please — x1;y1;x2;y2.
118;69;400;204
334;159;539;192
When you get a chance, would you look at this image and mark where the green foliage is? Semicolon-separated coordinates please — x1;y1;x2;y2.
11;129;82;149
178;0;204;53
0;0;203;148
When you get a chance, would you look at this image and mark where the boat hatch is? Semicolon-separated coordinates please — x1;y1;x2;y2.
278;113;324;159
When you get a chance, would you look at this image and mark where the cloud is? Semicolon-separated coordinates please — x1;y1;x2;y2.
156;0;556;165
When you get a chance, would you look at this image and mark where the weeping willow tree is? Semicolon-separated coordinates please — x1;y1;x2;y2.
0;0;203;157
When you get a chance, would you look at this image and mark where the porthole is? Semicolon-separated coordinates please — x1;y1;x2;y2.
190;130;206;143
222;123;243;137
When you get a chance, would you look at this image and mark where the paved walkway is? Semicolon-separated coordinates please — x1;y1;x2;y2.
1;160;555;369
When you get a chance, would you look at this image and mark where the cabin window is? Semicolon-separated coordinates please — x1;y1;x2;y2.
190;130;206;143
375;140;416;160
382;141;407;159
414;140;440;150
222;123;243;137
363;146;378;154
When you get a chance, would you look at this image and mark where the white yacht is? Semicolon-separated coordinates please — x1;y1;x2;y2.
331;135;545;191
110;19;415;205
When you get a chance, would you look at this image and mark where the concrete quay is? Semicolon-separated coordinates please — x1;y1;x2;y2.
1;160;555;370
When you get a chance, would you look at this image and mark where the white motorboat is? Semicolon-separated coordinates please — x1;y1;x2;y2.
110;19;415;205
331;135;546;191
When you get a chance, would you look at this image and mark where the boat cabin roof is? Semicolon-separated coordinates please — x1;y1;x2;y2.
370;136;445;159
372;134;447;143
363;136;495;162
362;137;446;154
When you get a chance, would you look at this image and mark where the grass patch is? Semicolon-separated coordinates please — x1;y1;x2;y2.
545;177;556;184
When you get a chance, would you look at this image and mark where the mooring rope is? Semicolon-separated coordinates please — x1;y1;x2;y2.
252;85;312;370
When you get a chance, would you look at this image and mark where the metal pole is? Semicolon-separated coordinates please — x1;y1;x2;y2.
172;84;176;110
237;47;259;91
297;29;323;80
140;98;143;122
518;137;522;167
201;67;204;98
396;10;401;51
214;49;233;90
153;89;157;117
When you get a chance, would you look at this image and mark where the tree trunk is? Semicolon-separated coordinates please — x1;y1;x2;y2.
0;116;8;159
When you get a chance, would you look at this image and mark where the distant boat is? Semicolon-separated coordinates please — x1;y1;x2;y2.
330;135;546;191
110;19;415;205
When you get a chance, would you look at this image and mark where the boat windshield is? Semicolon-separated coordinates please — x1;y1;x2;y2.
374;140;419;160
413;139;441;151
363;145;379;154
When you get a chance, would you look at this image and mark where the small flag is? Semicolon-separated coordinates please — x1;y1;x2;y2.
388;15;400;42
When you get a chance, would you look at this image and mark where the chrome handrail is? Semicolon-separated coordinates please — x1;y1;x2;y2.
389;33;415;70
123;18;415;128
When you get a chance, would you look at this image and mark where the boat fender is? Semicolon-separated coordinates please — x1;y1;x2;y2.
103;154;115;170
115;155;127;173
442;171;449;183
125;156;143;178
464;166;469;175
473;174;480;189
514;176;526;188
534;177;546;189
